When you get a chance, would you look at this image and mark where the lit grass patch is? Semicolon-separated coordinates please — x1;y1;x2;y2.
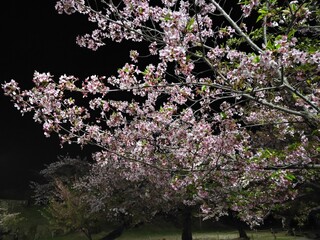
0;200;305;240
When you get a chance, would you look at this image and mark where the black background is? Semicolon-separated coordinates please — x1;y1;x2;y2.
0;0;134;198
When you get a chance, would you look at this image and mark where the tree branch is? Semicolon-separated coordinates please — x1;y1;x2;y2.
263;1;269;46
210;0;263;53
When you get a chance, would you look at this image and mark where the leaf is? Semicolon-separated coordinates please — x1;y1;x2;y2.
142;68;149;76
253;55;260;63
186;17;195;32
288;29;296;39
164;13;172;21
258;8;268;15
292;93;298;100
290;3;297;12
220;112;227;120
256;14;266;23
257;7;268;22
245;87;253;92
266;40;275;50
285;173;296;181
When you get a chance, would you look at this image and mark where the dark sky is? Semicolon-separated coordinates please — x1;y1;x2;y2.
0;0;135;198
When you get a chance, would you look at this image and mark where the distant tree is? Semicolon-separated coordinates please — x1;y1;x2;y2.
44;179;103;240
30;156;97;239
3;1;320;239
0;204;23;239
31;155;90;205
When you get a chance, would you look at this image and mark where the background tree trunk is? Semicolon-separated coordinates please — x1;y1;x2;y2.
237;225;249;240
100;224;125;240
81;228;93;240
181;207;192;240
229;210;249;240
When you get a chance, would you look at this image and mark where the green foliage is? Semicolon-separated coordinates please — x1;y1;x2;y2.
248;28;264;42
226;37;245;48
296;37;320;53
186;17;195;32
257;6;269;23
220;112;227;120
284;173;296;181
0;205;24;235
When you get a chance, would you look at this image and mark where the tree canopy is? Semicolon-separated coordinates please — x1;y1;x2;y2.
2;0;320;232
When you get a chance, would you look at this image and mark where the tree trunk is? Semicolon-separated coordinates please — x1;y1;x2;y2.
237;225;249;240
229;211;249;240
81;228;93;240
285;218;295;236
100;224;125;240
229;210;250;240
281;215;296;236
181;207;192;240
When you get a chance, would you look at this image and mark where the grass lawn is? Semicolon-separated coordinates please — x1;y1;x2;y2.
108;225;302;240
45;229;300;240
0;200;308;240
42;221;301;240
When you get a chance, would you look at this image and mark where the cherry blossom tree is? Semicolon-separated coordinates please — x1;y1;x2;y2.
2;0;320;238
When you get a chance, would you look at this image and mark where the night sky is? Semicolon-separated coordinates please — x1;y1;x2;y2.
0;0;135;198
